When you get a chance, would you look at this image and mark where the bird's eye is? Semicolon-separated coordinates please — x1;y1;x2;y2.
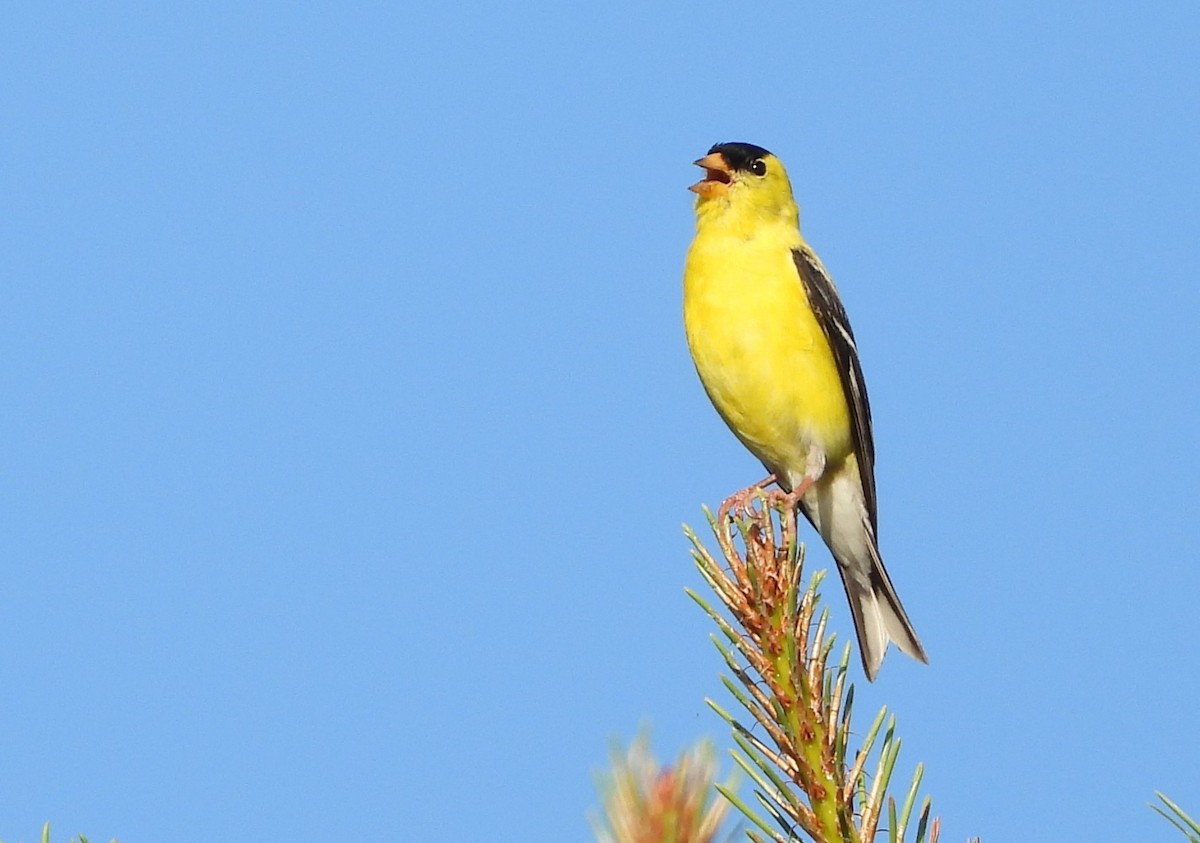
749;159;767;177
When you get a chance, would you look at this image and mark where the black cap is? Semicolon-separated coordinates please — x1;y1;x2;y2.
708;142;773;172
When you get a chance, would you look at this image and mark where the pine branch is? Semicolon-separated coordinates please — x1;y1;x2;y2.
0;823;117;843
685;494;951;843
1153;793;1200;843
591;734;735;843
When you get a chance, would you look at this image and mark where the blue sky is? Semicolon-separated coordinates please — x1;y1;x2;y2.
3;3;1199;841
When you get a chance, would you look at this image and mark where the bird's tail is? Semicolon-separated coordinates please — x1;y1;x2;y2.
839;543;928;682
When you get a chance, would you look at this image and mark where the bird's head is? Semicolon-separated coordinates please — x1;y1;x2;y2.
690;142;798;228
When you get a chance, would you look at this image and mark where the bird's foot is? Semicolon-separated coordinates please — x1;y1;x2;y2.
716;475;779;524
776;475;815;510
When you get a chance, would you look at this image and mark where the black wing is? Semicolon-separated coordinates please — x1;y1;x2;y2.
792;246;878;530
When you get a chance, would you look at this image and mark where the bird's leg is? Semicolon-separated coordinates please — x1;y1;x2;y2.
717;474;779;524
767;446;828;511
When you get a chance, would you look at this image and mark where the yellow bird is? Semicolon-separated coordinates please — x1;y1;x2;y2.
682;141;927;681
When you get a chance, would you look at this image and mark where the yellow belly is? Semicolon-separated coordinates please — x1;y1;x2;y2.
683;232;852;481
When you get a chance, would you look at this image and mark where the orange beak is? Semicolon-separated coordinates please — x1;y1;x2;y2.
689;152;732;199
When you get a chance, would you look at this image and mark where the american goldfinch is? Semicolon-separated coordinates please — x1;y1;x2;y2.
682;142;927;681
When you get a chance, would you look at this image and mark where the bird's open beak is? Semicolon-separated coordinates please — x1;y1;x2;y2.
689;152;732;199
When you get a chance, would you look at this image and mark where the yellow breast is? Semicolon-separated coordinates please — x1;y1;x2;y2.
683;226;852;479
